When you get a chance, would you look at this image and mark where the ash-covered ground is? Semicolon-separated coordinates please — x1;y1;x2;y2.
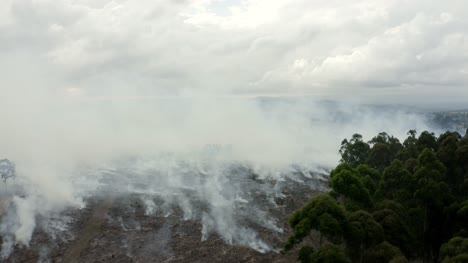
1;164;327;263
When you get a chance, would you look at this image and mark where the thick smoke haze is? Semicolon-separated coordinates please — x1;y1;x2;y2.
1;0;467;260
0;93;436;256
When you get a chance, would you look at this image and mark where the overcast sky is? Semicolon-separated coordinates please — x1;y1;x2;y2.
1;0;467;107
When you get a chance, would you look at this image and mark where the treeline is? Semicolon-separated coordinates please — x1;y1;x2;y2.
284;130;468;263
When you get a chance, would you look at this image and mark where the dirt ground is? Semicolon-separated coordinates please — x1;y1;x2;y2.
1;174;327;263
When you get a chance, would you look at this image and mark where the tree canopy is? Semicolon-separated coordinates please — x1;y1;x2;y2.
285;129;468;263
0;159;16;182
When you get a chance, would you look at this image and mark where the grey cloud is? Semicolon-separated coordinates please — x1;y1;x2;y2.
1;0;468;102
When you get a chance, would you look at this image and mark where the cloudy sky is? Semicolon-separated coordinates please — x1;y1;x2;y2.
1;0;467;106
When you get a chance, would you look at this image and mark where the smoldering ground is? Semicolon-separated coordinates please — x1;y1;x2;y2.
0;96;438;260
0;0;466;261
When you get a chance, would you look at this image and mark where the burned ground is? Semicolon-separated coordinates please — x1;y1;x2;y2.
1;172;326;263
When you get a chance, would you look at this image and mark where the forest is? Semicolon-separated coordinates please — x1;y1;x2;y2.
285;129;468;263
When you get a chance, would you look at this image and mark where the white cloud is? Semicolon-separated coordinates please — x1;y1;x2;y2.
1;0;467;103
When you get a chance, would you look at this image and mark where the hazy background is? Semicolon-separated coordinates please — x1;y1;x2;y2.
1;0;467;259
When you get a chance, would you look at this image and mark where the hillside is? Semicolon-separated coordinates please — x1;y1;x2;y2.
1;170;327;262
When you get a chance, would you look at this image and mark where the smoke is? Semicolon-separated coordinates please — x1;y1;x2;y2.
37;245;51;263
0;94;437;257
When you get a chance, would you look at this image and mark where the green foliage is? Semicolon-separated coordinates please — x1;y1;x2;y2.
330;163;354;177
339;134;370;167
367;143;392;171
368;132;403;171
285;194;347;251
298;246;315;263
370;132;403;153
330;165;372;209
438;135;463;191
356;164;381;182
377;160;414;203
309;243;350;263
456;146;468;184
417;148;447;174
346;210;384;260
457;201;468;219
414;149;447;195
445;254;468;263
440;237;468;263
372;201;415;256
287;129;468;263
363;242;408;263
357;165;381;196
438;134;460;166
398;130;419;161
417;131;438;151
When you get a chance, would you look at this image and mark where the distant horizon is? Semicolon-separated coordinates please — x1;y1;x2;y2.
35;93;468;112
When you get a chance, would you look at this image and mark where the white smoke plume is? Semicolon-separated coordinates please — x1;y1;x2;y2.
0;94;437;258
0;0;465;260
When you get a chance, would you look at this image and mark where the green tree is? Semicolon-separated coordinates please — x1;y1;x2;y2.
285;194;348;251
455;201;468;235
403;158;418;174
356;165;381;196
330;165;373;210
346;210;384;261
306;243;351;263
417;131;438;152
440;237;468;263
298;246;315;263
289;129;468;262
363;242;408;263
367;143;392;171
369;132;392;145
437;131;462;145
413;149;452;260
414;149;449;209
372;201;416;257
368;132;403;169
339;134;370;167
398;130;419;161
376;160;414;204
437;135;463;193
